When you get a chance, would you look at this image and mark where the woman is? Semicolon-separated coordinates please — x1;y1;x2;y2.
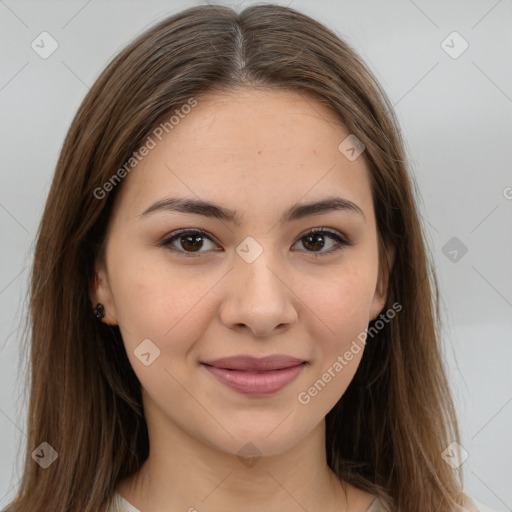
5;4;493;512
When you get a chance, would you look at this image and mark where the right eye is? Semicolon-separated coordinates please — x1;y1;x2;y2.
160;229;220;257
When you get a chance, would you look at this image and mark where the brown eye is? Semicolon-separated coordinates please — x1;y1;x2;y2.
180;233;206;252
161;229;218;257
302;233;327;251
160;227;351;259
293;228;351;257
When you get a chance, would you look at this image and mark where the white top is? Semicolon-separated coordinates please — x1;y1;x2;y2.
109;490;495;512
110;492;142;512
109;492;387;511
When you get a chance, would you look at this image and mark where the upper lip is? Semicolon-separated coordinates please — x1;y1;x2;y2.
201;355;306;371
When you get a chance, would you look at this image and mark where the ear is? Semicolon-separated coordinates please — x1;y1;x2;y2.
369;242;396;321
89;259;119;326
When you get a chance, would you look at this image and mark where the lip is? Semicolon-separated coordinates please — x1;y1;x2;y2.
202;354;306;371
201;355;307;395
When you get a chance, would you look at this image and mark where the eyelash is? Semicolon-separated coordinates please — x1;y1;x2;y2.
159;227;352;258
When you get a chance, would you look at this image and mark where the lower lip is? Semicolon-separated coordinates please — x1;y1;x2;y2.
201;363;306;395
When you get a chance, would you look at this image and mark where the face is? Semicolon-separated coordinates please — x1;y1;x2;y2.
91;88;394;458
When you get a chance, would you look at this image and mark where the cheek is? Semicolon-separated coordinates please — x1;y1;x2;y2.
302;265;376;340
108;251;216;356
294;271;373;415
298;263;376;394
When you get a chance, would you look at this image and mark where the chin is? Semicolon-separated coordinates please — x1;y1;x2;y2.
207;425;310;460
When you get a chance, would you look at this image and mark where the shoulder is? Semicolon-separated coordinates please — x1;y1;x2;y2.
365;496;386;511
107;491;142;512
366;494;497;512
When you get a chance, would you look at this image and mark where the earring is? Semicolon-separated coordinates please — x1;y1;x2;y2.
94;303;105;321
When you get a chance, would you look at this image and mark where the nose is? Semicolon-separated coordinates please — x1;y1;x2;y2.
219;247;298;338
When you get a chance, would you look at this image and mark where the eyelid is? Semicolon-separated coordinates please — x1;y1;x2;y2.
159;228;219;257
294;227;352;257
296;226;350;243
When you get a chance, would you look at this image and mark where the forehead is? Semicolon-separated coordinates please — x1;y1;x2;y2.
112;87;374;226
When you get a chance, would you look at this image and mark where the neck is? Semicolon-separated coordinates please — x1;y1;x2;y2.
118;415;362;512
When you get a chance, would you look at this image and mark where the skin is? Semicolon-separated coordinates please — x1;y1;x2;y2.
90;88;395;512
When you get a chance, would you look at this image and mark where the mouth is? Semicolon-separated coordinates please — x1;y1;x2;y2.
200;355;307;395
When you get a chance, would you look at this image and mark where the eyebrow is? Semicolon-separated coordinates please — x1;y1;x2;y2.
138;196;366;224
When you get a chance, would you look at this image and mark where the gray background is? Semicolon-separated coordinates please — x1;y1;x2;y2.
1;0;511;510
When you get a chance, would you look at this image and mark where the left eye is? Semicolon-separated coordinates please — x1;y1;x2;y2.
160;228;351;257
293;228;351;256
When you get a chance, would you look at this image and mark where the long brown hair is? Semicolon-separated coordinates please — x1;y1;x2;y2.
6;4;464;511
